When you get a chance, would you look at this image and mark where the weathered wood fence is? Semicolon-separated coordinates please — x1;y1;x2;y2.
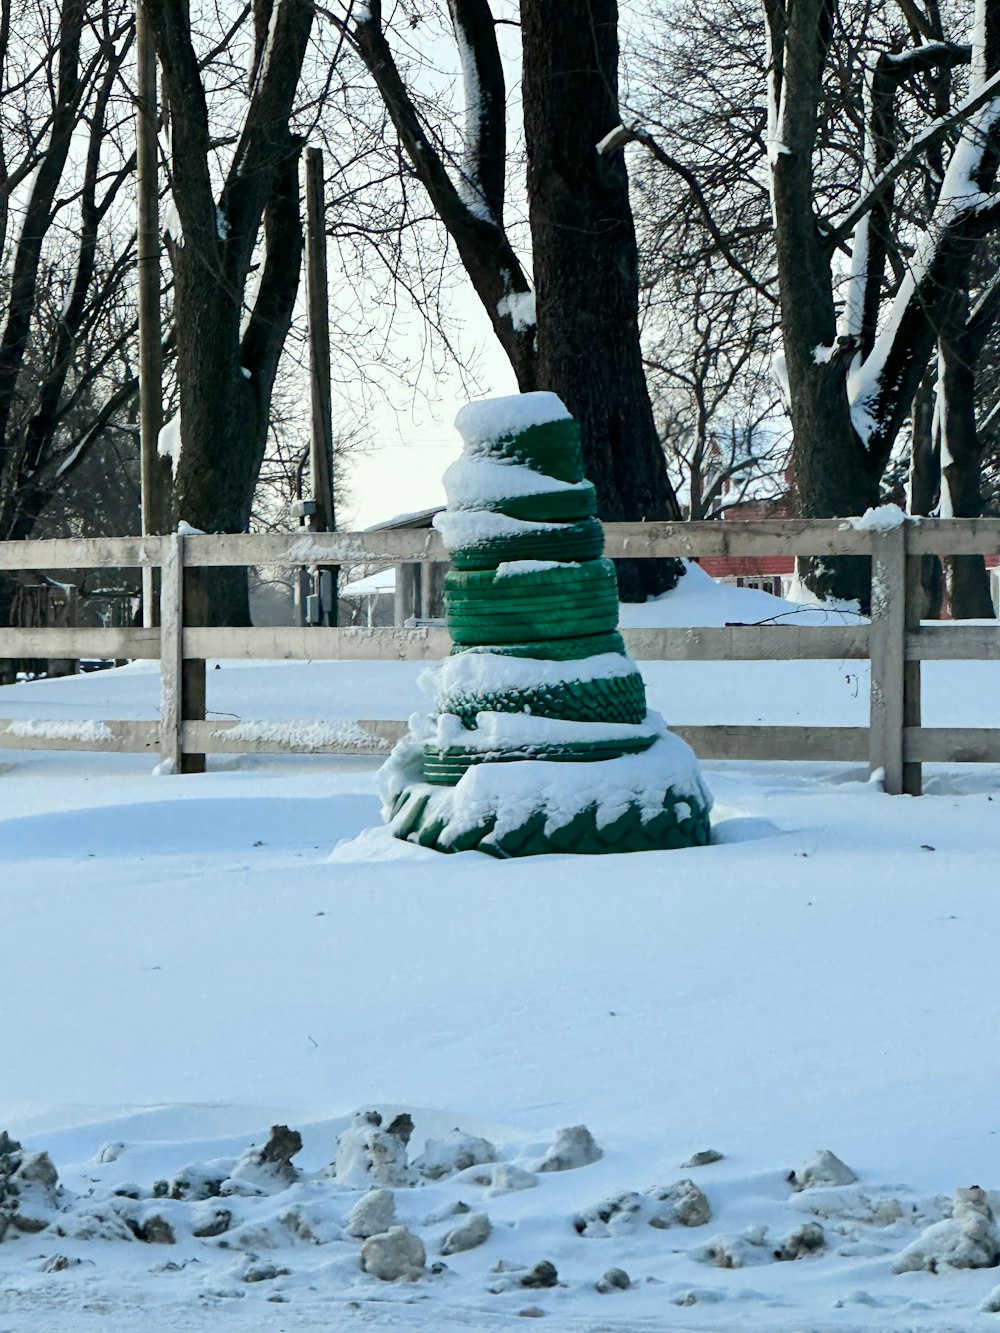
0;519;997;795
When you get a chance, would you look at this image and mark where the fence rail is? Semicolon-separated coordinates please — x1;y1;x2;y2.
0;518;997;793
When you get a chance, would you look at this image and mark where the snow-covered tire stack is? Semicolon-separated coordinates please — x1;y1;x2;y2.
378;392;712;857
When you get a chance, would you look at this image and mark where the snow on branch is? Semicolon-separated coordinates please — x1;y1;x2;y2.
826;63;999;252
448;0;507;225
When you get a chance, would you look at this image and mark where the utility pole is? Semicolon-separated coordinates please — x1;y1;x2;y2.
136;0;163;627
304;146;338;625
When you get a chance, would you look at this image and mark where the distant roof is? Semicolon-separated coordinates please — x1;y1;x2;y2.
341;567;396;598
365;506;443;531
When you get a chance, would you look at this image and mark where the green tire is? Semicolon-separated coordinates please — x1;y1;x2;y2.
387;785;712;856
471;484;597;523
450;518;604;570
468;418;584;483
421;732;656;785
446;561;620;643
439;671;647;728
445;557;615;597
449;607;618;646
451;632;628;661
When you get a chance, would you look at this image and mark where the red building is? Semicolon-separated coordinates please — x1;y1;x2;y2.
696;496;795;597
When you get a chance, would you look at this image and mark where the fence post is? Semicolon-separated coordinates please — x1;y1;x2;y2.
159;533;184;772
868;524;906;794
902;542;923;796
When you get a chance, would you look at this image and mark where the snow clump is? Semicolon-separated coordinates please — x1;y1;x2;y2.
535;1125;602;1172
439;1211;491;1254
361;1226;426;1281
332;1111;413;1189
893;1185;1000;1273
413;1129;497;1180
647;1179;712;1228
788;1148;858;1191
487;1163;537;1194
221;1124;302;1196
0;1134;60;1240
345;1188;396;1239
693;1224;771;1269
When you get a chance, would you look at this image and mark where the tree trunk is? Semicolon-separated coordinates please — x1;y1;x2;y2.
909;370;943;618
520;0;683;600
938;324;996;617
149;0;313;626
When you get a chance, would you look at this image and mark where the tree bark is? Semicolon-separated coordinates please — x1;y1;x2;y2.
352;0;536;391
149;0;313;625
938;308;996;617
520;0;683;599
909;370;943;618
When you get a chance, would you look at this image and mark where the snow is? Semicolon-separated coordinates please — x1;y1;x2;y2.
846;504;909;532
157;411;181;465
432;507;562;551
213;719;384;751
595;123;628;155
377;713;709;845
442;457;589;507
340;568;396;597
430;648;640;703
429;708;663;752
493;559;573;577
452;15;492;223
495;290;536;332
4;719;113;742
162;197;183;247
454;391;571;447
1;570;999;1330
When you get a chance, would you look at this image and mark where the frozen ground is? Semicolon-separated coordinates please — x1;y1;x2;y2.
1;566;999;1331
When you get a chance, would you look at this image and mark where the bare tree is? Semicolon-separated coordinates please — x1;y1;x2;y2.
146;0;315;624
761;0;1000;604
0;0;139;551
332;0;684;598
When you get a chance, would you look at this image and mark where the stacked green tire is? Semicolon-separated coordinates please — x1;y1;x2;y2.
378;392;712;857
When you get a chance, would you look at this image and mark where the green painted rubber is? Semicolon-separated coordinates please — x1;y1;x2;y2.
468;418;584;483
446;575;619;628
449;607;618;646
450;518;604;570
440;671;647;728
450;632;628;660
472;484;596;523
445;557;615;596
386;398;712;860
386;785;712;856
421;732;656;785
446;566;618;635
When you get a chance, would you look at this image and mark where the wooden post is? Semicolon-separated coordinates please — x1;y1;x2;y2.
136;0;163;627
903;547;923;796
305;147;338;624
159;534;183;771
181;564;207;774
395;563;420;624
868;524;907;794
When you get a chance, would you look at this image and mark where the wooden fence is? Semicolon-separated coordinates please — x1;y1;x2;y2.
0;518;998;795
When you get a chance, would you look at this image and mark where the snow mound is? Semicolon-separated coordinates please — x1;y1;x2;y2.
893;1185;1000;1273
443;457;588;507
380;713;712;854
454;392;571;446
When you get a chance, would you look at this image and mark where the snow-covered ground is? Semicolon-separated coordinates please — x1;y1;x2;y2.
2;565;999;1331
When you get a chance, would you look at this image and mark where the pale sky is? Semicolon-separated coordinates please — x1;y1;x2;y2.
324;0;526;532
340;293;518;530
